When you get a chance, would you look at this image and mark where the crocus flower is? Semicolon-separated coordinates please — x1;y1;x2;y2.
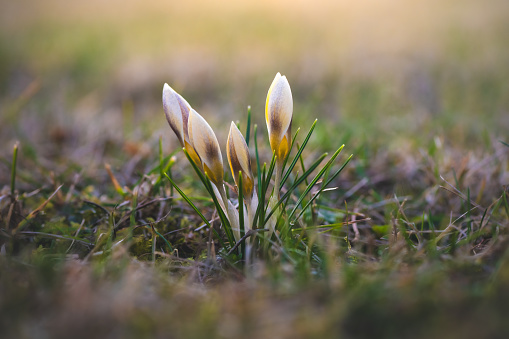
186;111;243;242
227;122;258;237
162;84;201;166
187;109;224;188
266;72;293;164
266;72;293;200
227;122;255;202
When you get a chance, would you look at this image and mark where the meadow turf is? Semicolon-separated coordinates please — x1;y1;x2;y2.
1;0;509;338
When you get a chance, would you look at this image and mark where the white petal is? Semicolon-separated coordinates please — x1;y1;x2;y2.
227;199;241;243
229;122;251;176
267;74;293;144
162;83;185;145
188;109;223;184
211;182;226;214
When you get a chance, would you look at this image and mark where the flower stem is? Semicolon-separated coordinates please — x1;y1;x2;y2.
274;161;283;200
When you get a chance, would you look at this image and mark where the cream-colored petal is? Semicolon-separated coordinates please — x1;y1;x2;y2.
228;123;252;175
266;74;293;158
188;109;224;186
162;83;185;146
227;122;254;199
174;92;193;142
227;199;241;243
211;182;226;215
243;203;249;233
266;194;279;239
246;190;258;233
265;72;281;130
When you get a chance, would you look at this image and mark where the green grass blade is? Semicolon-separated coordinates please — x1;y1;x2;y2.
502;188;509;217
259;153;277;223
204;178;236;249
297;143;309;186
10;142;18;196
182;148;212;193
238;172;245;257
280;119;317;189
467;187;472;237
245;106;251;146
264;152;277;195
281;127;301;176
253;162;267;229
292;153;352;223
164;171;227;249
129;186;138;242
163;173;209;234
180;149;235;248
288;146;344;221
254;125;262;198
152;225;173;252
263;152;328;225
291;222;345;232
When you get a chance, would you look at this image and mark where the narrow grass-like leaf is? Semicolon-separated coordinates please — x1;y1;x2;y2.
288;146;345;220
18;231;94;246
152;224;173;252
252;162;267;229
502;189;509;217
151;226;157;262
147;152;178;176
263;152;277;194
245;106;251;146
15;184;63;233
467;187;472;237
10;142;18;196
159;136;164;178
238;171;245;257
297;143;309;186
253;163;267;229
105;163;126;197
153;139;177;192
264;152;328;224
203;176;235;249
254;125;262;198
182;148;235;247
397;218;415;249
280;120;317;189
258;153;277;226
129;186;138;241
277;152;328;213
292;154;352;223
163;172;226;249
182;148;209;189
281;127;301;176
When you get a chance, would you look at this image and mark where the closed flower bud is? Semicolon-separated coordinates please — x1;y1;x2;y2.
162;83;201;166
265;72;293;162
188;109;224;187
227;122;255;201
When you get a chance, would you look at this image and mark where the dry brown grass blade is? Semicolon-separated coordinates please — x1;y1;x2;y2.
439;175;483;210
105;163;127;196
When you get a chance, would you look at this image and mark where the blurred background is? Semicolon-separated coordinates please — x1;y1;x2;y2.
1;0;508;183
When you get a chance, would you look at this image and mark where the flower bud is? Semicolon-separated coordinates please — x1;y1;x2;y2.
187;109;224;187
265;72;293;162
162;83;201;166
227;122;255;201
